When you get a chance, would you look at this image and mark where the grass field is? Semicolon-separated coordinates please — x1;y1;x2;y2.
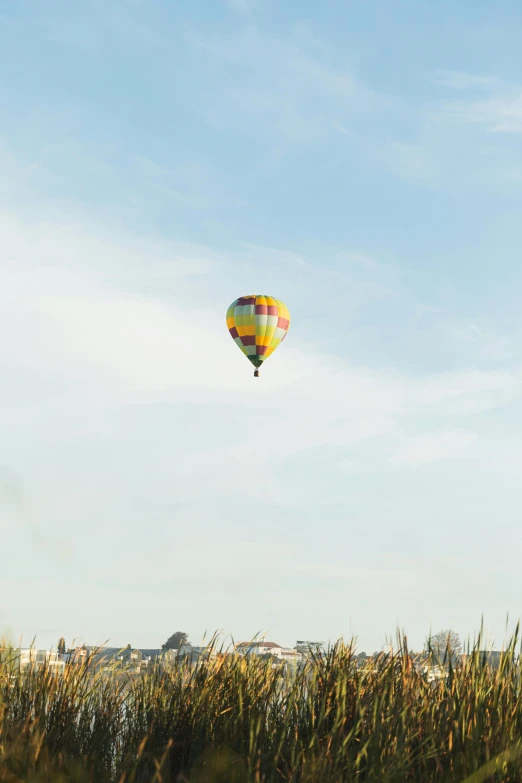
1;634;522;782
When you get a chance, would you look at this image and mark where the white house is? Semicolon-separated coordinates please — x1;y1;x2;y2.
236;641;282;657
18;648;37;670
235;642;303;663
17;648;65;674
279;648;303;665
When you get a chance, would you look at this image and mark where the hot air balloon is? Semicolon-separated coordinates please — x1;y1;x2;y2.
226;295;290;377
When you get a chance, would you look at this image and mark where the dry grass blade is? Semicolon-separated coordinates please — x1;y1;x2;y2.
1;632;522;781
459;744;522;783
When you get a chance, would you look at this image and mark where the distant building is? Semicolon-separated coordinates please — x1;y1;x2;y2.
18;648;37;670
88;646;143;672
279;649;303;665
15;648;65;674
460;651;505;669
236;642;283;656
139;648;162;663
235;642;303;663
66;646;89;665
178;644;217;664
63;646;177;672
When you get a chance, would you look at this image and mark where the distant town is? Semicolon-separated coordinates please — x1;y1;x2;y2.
5;629;506;683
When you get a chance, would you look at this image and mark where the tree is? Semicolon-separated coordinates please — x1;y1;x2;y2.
294;641;324;656
425;630;462;661
162;631;188;651
57;637;66;655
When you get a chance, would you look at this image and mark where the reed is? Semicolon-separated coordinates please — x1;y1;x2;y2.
1;631;521;782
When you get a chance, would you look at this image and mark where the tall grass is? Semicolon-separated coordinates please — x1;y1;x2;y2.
1;633;522;782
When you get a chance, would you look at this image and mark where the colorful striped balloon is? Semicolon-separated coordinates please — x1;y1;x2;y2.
226;295;290;376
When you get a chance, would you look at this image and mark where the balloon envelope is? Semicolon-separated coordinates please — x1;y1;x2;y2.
226;295;290;370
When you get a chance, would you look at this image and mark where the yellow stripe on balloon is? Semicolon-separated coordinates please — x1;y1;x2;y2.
237;324;256;337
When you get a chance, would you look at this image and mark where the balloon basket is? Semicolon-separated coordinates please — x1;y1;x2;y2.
254;370;260;378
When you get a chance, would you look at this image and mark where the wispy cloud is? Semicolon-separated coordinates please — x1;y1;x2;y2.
435;70;496;91
335;123;438;184
2;199;522;652
186;25;381;144
413;305;514;363
3;0;522;653
444;88;522;134
392;430;477;467
129;154;248;212
2;209;521;521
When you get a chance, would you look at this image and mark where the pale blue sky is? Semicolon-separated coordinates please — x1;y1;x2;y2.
1;0;522;653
